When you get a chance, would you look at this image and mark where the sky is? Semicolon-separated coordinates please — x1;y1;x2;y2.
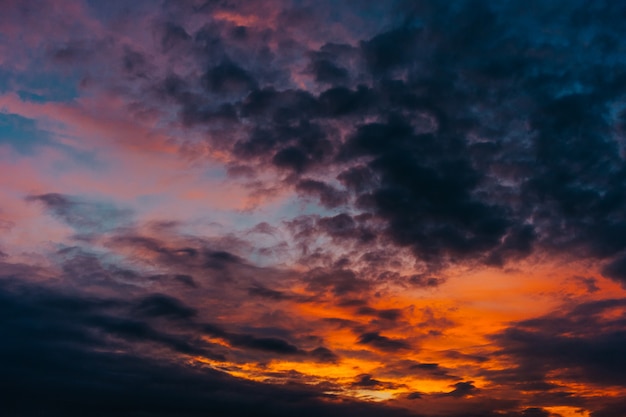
1;1;626;416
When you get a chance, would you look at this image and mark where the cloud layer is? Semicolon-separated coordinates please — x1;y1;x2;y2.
1;1;626;416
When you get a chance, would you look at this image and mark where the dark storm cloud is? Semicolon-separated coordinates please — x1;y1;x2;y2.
441;381;477;398
159;22;192;52
601;255;626;287
361;26;421;74
153;74;239;127
407;362;459;381
355;305;403;321
318;86;375;117
442;350;489;364
489;298;626;387
133;293;198;320
143;0;550;270
305;267;370;296
357;331;410;352
0;276;219;361
239;89;320;121
233;120;334;174
24;239;318;363
0;278;418;417
340;115;513;264
229;334;301;355
0;259;349;395
351;374;399;390
144;0;626;275
202;322;302;355
85;314;211;356
62;232;327;360
6;0;626;416
309;346;339;363
593;399;626;417
520;409;551;417
307;57;349;85
203;61;258;94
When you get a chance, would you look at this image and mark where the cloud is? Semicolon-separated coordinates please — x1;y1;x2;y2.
602;255;626;287
351;374;399;390
441;381;477;398
26;193;132;233
305;267;371;297
295;179;348;208
307;57;349;85
22;0;621;275
361;26;421;74
3;0;626;416
489;298;626;388
357;331;410;352
203;61;258;95
202;323;303;355
107;234;247;275
248;284;290;300
0;277;418;417
132;294;198;320
356;306;403;321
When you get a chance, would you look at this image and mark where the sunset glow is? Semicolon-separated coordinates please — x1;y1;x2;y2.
2;1;626;417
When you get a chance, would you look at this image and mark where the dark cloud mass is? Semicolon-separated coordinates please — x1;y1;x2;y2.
358;331;411;352
490;298;626;387
0;279;413;417
2;0;626;416
133;293;198;320
131;0;626;276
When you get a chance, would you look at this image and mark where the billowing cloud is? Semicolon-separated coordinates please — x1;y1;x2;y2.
1;0;626;416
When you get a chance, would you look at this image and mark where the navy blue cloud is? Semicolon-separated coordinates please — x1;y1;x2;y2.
130;0;626;278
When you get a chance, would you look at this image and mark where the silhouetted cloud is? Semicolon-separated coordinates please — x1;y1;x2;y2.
490;298;626;387
3;0;626;415
0;278;416;417
133;294;198;320
357;331;410;352
441;381;477;398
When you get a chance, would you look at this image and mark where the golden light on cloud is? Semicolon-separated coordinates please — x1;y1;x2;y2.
3;1;626;416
